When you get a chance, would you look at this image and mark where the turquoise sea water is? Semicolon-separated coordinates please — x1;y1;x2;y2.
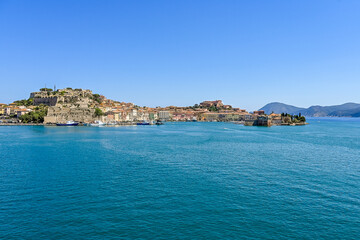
0;118;360;239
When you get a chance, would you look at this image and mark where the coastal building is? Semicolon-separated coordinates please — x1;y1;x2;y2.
257;116;270;126
148;112;157;121
172;112;197;121
199;112;247;122
269;113;282;125
105;114;114;122
158;111;171;121
0;104;7;116
112;110;121;122
253;110;265;115
244;114;256;126
136;110;150;122
233;108;247;113
4;107;15;116
128;109;138;121
200;100;224;108
17;109;31;118
244;115;270;126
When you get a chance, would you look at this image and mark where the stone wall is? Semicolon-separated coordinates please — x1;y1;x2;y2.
33;97;58;106
44;106;96;123
30;88;94;107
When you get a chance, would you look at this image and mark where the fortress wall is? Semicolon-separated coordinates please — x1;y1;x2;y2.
44;107;95;123
34;97;58;106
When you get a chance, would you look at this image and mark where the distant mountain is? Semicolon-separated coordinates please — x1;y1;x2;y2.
259;102;360;117
260;102;305;115
329;106;360;117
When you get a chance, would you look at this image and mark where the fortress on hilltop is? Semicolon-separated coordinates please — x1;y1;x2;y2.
30;88;98;123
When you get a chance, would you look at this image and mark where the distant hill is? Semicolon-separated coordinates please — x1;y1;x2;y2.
260;102;305;115
329;106;360;117
259;102;360;117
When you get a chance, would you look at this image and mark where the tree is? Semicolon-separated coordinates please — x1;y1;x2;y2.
14;98;34;107
208;105;218;112
283;116;291;123
299;116;306;122
19;105;48;123
92;94;102;104
94;108;103;117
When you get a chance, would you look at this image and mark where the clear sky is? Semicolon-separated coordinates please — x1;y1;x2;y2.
1;0;360;110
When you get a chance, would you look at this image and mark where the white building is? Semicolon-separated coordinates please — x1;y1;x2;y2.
158;111;171;121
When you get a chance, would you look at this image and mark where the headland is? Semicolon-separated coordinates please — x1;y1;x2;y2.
0;87;307;126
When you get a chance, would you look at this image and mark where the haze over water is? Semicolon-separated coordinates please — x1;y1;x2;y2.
1;118;360;239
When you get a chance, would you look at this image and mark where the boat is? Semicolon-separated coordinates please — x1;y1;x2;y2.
155;120;164;125
56;120;79;126
89;120;105;126
137;121;150;125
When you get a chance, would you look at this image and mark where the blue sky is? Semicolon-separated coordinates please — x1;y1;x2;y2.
1;0;360;110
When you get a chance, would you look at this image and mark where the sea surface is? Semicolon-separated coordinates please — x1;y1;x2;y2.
0;118;360;239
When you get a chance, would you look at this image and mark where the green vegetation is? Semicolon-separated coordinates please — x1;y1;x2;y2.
19;105;48;123
94;108;103;117
14;98;34;107
40;88;53;92
281;113;306;123
60;91;66;96
294;115;306;123
91;94;102;104
208;105;219;112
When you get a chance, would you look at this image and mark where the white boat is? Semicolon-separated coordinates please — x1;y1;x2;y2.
89;120;105;126
56;120;79;126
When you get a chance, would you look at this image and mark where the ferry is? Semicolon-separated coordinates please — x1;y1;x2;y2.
56;120;79;126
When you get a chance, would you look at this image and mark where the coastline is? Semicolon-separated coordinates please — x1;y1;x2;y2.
0;121;310;127
0;123;46;126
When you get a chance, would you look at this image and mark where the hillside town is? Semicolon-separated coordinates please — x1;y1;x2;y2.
0;87;306;126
